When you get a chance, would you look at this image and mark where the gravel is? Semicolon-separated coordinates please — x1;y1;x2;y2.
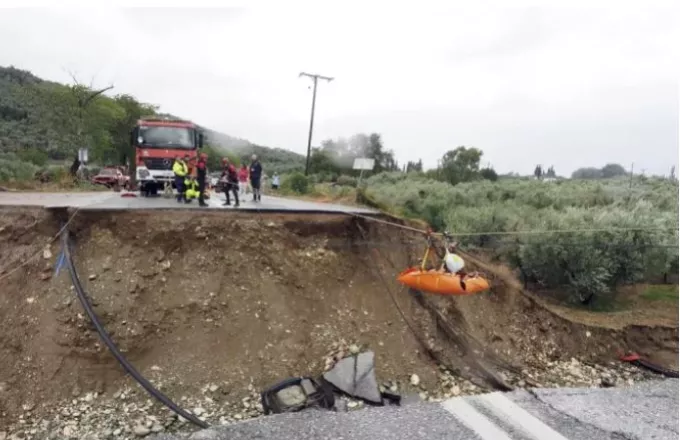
0;350;662;440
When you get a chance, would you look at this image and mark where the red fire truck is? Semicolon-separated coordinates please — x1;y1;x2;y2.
130;118;204;196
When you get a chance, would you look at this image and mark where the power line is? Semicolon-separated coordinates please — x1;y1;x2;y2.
299;72;333;176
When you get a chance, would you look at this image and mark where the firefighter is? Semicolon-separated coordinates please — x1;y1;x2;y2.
172;155;188;202
184;175;199;202
196;153;209;207
220;157;240;207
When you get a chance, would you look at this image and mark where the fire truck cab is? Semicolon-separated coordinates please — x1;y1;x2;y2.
131;118;203;196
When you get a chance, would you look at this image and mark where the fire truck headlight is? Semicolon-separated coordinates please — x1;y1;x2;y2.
137;167;150;179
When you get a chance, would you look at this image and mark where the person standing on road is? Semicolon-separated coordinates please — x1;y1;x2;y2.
221;157;240;207
172;155;188;202
196;153;209;207
249;154;262;202
271;172;280;191
238;163;249;197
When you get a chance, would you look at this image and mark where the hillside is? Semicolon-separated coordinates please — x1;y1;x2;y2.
203;127;305;173
0;65;305;175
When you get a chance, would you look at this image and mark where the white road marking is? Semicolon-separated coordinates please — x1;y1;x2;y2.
477;392;570;440
441;397;513;440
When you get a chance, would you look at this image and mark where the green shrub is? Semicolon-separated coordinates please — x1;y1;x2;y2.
0;158;38;182
34;165;69;183
17;147;48;166
285;172;310;194
336;175;358;187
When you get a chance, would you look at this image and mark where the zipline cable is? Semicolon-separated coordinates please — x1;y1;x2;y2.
348;212;678;238
354;221;514;391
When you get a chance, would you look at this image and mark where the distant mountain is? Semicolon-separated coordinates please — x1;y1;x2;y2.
202;128;252;150
204;127;305;173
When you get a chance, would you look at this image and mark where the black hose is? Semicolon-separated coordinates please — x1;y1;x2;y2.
633;359;679;378
60;230;209;429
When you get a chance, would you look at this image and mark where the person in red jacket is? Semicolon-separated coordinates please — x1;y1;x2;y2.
196;153;209;207
220;157;240;207
238;163;249;197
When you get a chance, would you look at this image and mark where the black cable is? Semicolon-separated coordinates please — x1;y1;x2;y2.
632;359;679;378
61;230;209;429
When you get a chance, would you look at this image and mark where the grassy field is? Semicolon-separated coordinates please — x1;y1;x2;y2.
640;284;679;302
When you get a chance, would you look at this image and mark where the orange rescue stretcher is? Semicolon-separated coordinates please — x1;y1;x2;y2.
397;232;490;296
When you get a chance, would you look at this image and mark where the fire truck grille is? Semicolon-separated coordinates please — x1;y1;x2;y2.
144;158;173;170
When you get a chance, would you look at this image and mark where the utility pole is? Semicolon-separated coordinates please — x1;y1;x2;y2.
629;162;634;191
299;72;333;176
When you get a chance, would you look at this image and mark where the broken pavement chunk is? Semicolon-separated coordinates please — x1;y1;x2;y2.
323;350;382;404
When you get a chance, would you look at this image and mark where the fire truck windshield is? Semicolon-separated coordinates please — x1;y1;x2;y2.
138;126;195;149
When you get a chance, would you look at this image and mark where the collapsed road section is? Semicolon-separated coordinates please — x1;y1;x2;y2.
0;207;677;439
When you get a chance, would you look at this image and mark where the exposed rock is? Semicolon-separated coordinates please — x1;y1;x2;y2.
133;424;150;437
62;425;76;438
151;424;164;433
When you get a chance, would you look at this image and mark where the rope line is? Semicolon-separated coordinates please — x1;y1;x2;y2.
349;212;678;237
324;240;678;250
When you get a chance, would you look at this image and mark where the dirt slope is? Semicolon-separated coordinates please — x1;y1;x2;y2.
0;208;677;431
0;210;440;424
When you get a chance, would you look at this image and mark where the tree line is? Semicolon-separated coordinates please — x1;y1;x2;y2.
309;140;499;187
308;133;400;178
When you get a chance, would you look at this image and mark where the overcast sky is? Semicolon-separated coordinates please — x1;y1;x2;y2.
0;6;678;175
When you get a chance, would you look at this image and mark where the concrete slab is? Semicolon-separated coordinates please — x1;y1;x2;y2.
151;379;678;440
0;191;117;208
0;191;378;214
153;403;479;440
528;379;679;440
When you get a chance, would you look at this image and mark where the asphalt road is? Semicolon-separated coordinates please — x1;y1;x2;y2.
0;191;378;214
154;379;678;440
